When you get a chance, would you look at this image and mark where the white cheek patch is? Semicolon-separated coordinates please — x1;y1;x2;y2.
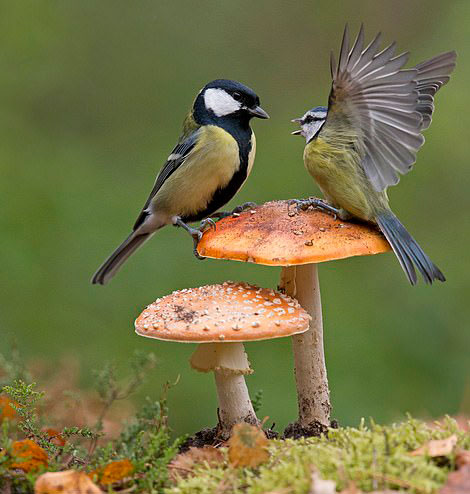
204;88;242;117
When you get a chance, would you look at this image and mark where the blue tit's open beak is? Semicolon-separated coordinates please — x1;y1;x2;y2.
249;105;270;119
291;117;303;135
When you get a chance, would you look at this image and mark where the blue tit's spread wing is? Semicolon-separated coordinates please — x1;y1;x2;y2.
133;128;202;230
324;24;456;192
414;51;457;130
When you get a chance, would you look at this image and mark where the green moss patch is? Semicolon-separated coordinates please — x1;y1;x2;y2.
168;418;470;494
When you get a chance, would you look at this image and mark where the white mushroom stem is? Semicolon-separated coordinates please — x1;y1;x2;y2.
280;264;331;429
190;342;258;436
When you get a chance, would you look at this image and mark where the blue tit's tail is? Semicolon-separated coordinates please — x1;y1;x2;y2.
376;212;445;285
91;231;153;285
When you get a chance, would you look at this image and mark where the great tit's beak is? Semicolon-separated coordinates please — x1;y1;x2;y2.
248;105;270;119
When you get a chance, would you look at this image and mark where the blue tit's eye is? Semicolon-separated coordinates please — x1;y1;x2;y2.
232;92;242;101
304;115;314;123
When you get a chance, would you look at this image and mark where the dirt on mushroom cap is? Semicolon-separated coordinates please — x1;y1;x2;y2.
197;199;391;265
135;281;310;343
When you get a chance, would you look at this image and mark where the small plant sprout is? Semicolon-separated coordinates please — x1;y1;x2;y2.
197;200;390;436
134;281;310;439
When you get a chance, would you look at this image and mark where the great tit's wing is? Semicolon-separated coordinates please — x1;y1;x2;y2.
133;128;202;230
324;24;456;192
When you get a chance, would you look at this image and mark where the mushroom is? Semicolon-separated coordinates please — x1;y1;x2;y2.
135;281;310;438
197;200;390;436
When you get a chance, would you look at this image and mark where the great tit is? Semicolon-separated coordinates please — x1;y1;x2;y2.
292;25;456;285
92;79;269;285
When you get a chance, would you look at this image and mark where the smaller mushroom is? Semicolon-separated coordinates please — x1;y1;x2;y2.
135;281;310;438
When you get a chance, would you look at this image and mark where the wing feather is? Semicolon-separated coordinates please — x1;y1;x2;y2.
133;128;201;230
323;26;456;191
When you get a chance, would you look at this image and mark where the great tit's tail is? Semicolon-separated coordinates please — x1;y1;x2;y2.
91;231;153;285
376;212;445;285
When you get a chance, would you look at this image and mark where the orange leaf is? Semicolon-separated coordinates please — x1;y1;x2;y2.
88;459;134;486
228;423;269;468
42;428;66;447
11;439;48;473
35;470;102;494
410;434;458;457
168;446;224;482
0;395;18;422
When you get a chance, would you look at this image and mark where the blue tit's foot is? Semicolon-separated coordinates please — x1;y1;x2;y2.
210;202;257;220
288;198;341;219
174;217;208;260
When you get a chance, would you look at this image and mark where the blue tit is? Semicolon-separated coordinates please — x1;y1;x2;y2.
92;79;269;285
292;25;456;285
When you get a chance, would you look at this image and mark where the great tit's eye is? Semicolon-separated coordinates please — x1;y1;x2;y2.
232;92;242;101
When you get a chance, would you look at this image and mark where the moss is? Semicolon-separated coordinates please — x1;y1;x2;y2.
167;417;470;494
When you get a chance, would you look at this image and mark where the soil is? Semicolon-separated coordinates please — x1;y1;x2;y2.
179;424;279;453
283;419;338;439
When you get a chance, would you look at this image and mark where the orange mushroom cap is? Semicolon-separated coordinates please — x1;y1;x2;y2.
197;199;391;266
135;281;310;343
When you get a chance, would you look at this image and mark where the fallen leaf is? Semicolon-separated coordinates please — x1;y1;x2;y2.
35;470;102;494
11;439;48;473
228;423;269;468
440;464;470;494
89;459;134;486
0;395;17;422
456;450;470;468
310;469;336;494
168;446;224;482
410;434;458;457
42;428;66;447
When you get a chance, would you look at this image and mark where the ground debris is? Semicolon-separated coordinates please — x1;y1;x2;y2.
168;446;224;482
35;470;102;494
310;469;336;494
410;434;458;457
440;465;470;494
228;422;269;468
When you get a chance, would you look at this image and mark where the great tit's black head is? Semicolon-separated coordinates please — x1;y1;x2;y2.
292;106;328;143
194;79;269;124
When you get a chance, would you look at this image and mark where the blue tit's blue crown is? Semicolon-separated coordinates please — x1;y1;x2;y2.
310;106;328;115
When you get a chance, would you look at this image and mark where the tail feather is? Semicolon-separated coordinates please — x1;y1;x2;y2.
91;232;153;285
376;212;445;285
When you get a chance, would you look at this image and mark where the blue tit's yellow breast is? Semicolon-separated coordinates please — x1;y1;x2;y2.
303;137;380;220
152;125;240;217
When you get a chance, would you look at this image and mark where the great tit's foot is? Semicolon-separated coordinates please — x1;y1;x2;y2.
174;217;207;260
210;202;257;220
231;201;257;216
199;218;217;232
288;198;340;219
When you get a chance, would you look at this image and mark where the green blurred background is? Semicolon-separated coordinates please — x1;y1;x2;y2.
1;0;469;436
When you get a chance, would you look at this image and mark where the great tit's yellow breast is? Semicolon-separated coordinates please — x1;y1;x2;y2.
153;125;240;217
303;137;381;221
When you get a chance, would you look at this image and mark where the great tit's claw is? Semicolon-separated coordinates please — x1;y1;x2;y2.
232;201;257;215
193;247;206;260
200;218;217;232
210;202;257;221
